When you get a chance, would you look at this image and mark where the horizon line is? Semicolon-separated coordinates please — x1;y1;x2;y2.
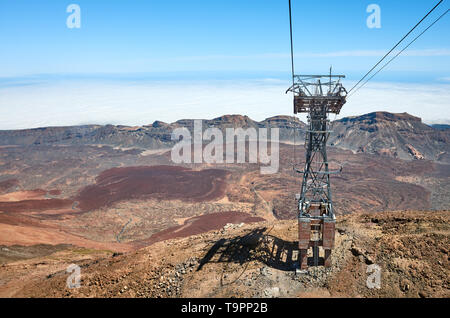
1;111;446;132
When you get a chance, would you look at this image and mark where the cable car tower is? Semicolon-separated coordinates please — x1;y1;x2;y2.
287;75;347;270
287;1;347;271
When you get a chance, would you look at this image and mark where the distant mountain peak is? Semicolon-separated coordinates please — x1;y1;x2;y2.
151;120;169;128
339;112;422;124
212;114;252;124
263;115;302;123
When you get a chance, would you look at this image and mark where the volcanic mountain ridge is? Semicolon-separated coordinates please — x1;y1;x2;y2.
1;111;448;162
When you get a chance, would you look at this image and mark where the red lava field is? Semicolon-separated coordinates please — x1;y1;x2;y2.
0;166;230;214
0;198;73;213
0;187;72;214
74;165;230;211
0;165;237;250
135;211;265;247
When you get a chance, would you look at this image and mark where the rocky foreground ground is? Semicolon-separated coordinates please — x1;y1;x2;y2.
1;210;448;298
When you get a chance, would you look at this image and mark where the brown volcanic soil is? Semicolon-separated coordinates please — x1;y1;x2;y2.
75;165;230;211
0;221;131;252
0;179;19;193
6;210;448;298
0;141;448;288
0;198;73;213
0;164;238;253
48;190;62;196
134;211;265;247
0;189;47;202
0;189;72;214
0;244;72;264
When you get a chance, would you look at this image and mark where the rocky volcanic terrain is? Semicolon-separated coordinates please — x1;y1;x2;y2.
0;111;449;298
330;112;450;162
2;210;448;298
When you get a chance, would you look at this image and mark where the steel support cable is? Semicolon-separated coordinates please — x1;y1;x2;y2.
288;0;295;87
348;8;449;98
347;0;444;95
288;0;298;170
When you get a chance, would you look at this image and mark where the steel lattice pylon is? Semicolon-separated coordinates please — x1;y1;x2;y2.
287;74;347;270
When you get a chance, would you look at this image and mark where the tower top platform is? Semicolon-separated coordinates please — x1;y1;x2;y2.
287;75;348;114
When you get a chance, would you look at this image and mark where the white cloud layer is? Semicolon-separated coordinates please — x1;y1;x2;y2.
0;79;449;130
341;81;450;125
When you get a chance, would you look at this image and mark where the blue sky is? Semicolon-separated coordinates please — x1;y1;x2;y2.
0;0;449;80
0;0;449;129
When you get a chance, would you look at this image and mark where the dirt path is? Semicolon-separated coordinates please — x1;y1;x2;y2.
116;217;133;243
